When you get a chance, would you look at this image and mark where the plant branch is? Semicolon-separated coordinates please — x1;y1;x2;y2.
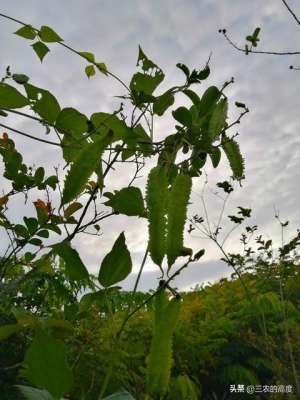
133;248;148;292
220;29;300;56
0;123;62;147
281;0;300;26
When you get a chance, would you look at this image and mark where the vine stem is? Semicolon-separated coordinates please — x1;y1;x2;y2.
133;248;148;293
281;0;300;26
0;123;62;147
221;29;300;56
0;13;130;92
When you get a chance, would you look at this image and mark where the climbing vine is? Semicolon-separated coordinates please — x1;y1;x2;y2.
0;13;249;400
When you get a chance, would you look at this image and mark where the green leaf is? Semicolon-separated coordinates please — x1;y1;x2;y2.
62;134;84;163
136;46;161;72
208;99;228;141
217;180;233;193
209;147;221;168
197;65;210;80
104;187;145;217
0;83;29;109
146;166;168;267
153;91;175;116
14;224;29;238
96;62;108;75
198;86;220;116
25;252;35;262
246;27;261;47
44;175;58;190
0;324;22;340
180;247;193;257
64;304;79;321
222;137;245;180
62;134;111;205
85;65;96;78
42;318;73;332
16;385;54;400
14;25;36;40
79;291;105;312
237;206;252;218
24;83;39;100
121;123;152;158
91;112;130;141
33;205;48;226
34;256;54;274
24;84;60;122
183;89;201;109
130;46;164;96
79;287;118;312
39;25;63;43
167;174;192;268
252;27;261;40
23;331;73;399
235;101;246;108
56;107;88;135
130;73;163;96
189;105;198;124
176;63;190;79
29;238;42;246
79;52;95;62
37;229;49;238
132;124;152;156
98;232;132;287
31;41;50;62
46;223;62;235
34;167;45;183
33;89;61;123
12;311;38;329
52;241;89;281
12;74;30;85
63;202;83;218
121;148;135;161
194;248;205;260
172;107;192;127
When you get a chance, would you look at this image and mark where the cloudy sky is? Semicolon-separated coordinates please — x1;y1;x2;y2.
1;0;300;291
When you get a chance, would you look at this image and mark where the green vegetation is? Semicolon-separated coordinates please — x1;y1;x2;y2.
1;259;299;399
0;11;299;400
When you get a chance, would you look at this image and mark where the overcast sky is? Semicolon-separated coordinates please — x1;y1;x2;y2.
1;0;300;291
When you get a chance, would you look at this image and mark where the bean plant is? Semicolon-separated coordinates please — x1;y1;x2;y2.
0;13;248;400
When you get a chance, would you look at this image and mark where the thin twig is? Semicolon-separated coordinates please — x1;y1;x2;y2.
221;30;300;56
0;123;62;147
281;0;300;26
133;248;148;292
